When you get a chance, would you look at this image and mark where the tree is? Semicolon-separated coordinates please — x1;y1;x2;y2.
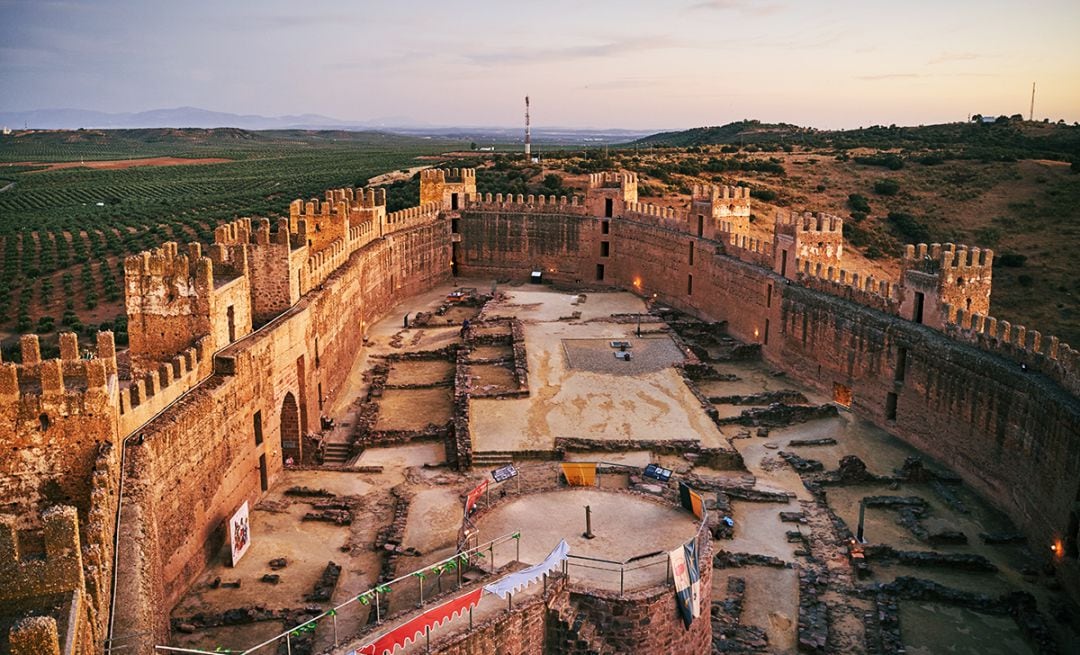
469;142;478;151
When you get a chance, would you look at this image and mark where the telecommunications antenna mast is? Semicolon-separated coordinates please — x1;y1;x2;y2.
525;95;531;157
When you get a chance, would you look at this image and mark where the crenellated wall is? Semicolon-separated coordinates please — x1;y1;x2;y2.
5;167;1080;654
110;198;453;651
451;170;1080;604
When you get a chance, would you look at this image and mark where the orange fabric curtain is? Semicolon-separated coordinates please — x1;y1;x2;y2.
561;462;596;486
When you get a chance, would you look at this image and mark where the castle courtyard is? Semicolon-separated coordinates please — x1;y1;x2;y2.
161;282;1062;655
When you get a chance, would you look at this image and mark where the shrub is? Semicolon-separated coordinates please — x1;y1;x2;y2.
1018;274;1034;287
36;316;55;332
996;252;1027;267
887;211;930;242
874;179;900;196
847;193;871;213
974;227;1002;246
750;188;778;201
855;153;904;170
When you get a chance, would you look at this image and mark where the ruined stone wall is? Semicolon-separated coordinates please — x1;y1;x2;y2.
0;335;119;526
0;506;90;654
546;534;713;655
111;218;452;651
773;284;1080;562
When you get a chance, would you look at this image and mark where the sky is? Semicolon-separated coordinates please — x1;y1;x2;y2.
2;0;1079;130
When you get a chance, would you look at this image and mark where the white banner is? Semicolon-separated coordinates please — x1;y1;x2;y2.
229;501;251;566
483;539;569;599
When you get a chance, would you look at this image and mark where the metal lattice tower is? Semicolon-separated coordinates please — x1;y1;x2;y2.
525;95;531;157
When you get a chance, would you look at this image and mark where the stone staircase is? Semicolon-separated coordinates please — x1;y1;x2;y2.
322;441;352;465
470;451;514;467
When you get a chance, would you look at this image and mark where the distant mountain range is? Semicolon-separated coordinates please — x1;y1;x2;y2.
0;106;374;131
0;107;657;144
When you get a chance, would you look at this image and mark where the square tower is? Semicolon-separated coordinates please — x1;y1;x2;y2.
419;168;477;211
585;171;638;218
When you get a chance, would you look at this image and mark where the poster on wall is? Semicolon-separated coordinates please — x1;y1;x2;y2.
229;501;252;567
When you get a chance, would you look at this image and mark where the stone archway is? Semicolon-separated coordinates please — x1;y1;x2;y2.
280;392;301;466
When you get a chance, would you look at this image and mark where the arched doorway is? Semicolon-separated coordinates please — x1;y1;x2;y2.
280;392;301;466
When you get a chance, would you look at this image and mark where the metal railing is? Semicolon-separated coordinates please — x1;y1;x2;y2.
151;531;521;655
564;503;710;596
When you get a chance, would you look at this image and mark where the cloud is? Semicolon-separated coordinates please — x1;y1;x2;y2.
577;77;671;92
463;37;676;66
689;1;785;16
928;51;983;65
856;73;923;81
856;71;997;81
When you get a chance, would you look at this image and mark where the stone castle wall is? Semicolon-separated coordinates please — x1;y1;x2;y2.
5;167;1080;654
456;175;1080;598
110;218;452;647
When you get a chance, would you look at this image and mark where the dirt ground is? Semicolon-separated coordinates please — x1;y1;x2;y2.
470;289;724;452
11;156;232;172
373;388;453;431
386;360;454;386
475;488;697;592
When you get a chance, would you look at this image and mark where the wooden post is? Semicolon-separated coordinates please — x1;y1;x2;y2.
583;505;595;539
857;499;866;543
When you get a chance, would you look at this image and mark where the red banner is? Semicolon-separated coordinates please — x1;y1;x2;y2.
356;587;483;655
464;480;488;517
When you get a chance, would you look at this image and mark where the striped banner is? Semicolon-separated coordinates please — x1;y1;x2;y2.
669;536;702;629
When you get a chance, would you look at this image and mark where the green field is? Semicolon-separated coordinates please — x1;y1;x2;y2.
0;128;466;349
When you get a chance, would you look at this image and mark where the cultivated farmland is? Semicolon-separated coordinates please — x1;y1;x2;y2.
0;128;465;355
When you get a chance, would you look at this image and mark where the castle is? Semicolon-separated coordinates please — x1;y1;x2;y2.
1;166;1078;655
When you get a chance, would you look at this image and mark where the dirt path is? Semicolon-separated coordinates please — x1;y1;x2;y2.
0;181;14;192
367;165;431;186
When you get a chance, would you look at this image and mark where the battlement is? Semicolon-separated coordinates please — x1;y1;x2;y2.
420;167;476;184
213;217;253;246
0;333;117;415
465;193;589;215
623;201;690;231
118;334;212;429
774;210;844;234
123;241;212;290
902;242;993;272
944;308;1080;397
588;171;638;189
0;505;84;600
798;260;898;306
692;183;750;203
386;201;442;229
724;234;774;268
326;186;387;209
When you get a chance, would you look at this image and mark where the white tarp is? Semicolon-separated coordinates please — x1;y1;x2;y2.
483;539;569;599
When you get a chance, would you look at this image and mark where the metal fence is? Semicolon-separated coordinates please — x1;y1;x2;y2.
153;531;522;655
564;504;710;596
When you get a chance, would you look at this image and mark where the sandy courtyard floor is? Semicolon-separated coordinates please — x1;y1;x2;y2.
470;289;724;452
